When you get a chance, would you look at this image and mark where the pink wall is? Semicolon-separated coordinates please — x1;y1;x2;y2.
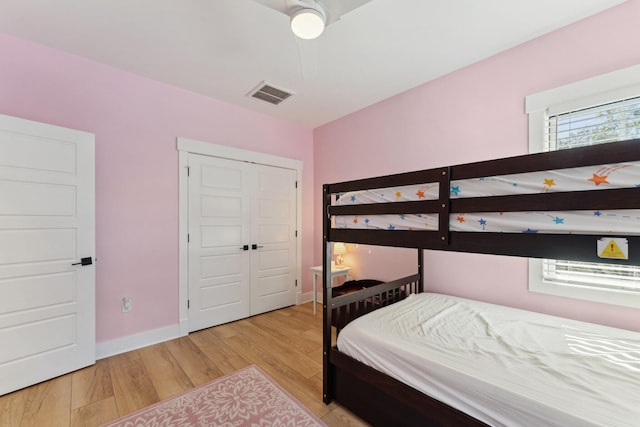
0;33;314;343
314;0;640;331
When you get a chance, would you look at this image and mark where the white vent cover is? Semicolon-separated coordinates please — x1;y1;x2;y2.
248;81;294;105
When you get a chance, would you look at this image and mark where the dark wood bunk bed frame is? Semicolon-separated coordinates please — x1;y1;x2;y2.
322;139;640;426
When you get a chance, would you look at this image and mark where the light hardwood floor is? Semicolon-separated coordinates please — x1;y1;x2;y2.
0;302;368;427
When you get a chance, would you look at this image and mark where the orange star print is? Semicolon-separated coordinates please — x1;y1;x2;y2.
588;174;609;186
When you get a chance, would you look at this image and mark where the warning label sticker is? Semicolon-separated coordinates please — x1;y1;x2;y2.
597;238;629;260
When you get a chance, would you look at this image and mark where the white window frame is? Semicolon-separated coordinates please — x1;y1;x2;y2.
525;64;640;309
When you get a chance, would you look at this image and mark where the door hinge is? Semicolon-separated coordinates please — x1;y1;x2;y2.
186;166;190;176
295;180;298;189
187;233;190;243
295;230;298;237
187;299;190;309
295;279;298;288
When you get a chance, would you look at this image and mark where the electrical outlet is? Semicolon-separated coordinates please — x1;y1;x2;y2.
122;297;132;313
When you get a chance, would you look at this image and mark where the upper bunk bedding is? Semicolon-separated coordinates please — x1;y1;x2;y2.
337;292;640;427
334;160;640;234
324;140;640;263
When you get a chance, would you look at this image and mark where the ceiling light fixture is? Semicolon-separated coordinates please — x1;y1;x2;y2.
290;3;326;40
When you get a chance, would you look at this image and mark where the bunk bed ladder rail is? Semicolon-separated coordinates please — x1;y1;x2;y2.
331;274;422;333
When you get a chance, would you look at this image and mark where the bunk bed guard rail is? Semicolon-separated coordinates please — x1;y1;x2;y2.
324;139;640;265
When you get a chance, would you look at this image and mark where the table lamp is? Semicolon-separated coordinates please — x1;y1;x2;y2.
334;242;346;266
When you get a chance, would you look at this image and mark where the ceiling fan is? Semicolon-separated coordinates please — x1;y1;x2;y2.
251;0;373;39
250;0;374;80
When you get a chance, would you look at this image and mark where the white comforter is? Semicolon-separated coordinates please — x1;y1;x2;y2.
337;293;640;426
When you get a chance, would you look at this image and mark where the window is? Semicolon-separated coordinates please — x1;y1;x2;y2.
526;64;640;308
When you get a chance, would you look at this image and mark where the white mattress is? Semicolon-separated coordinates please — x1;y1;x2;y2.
337;293;640;426
334;161;640;234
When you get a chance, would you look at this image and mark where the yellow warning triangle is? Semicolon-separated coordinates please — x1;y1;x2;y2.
599;239;627;259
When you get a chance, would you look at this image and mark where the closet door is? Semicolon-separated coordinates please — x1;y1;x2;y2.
188;154;251;331
250;165;297;315
187;154;297;331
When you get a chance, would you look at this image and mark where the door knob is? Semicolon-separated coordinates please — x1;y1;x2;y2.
239;245;249;251
72;257;93;266
252;244;264;250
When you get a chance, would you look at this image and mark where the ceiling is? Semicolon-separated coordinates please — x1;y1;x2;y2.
0;0;626;127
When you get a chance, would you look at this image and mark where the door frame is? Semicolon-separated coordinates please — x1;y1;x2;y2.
177;137;303;336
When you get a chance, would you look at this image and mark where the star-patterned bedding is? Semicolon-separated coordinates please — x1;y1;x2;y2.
334;162;640;235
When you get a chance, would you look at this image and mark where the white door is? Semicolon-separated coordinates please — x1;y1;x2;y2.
251;164;296;315
188;154;296;331
0;114;95;395
188;154;251;331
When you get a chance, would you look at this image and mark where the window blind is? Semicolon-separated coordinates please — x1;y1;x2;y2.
543;259;640;292
544;96;640;151
543;96;640;293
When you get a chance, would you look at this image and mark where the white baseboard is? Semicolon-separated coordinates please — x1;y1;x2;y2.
98;296;317;360
297;291;314;305
96;324;183;359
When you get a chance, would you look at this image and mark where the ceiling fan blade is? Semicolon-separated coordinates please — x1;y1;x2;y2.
295;37;320;81
250;0;289;16
250;0;374;26
324;0;374;26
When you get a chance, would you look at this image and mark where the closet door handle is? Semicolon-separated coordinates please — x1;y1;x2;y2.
251;244;264;250
239;245;249;251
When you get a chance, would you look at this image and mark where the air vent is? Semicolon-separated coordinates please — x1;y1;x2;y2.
248;81;294;105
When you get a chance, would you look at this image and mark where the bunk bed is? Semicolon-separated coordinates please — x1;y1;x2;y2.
322;139;640;426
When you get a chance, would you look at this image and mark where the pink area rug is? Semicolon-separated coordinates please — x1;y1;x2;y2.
101;365;326;427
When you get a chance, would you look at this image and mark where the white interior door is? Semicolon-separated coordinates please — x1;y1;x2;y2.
0;114;95;395
187;154;296;331
251;164;296;315
188;154;251;331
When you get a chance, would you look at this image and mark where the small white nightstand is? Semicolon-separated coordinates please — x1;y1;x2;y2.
310;265;352;315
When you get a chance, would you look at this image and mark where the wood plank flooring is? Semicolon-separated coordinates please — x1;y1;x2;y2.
0;302;368;427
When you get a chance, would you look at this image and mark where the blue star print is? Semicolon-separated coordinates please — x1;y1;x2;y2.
388;224;396;230
553;216;564;224
478;218;487;230
400;214;406;220
593;211;602;217
451;186;460;196
350;195;356;202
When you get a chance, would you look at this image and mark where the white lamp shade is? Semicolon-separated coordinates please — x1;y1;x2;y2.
333;242;346;266
333;242;346;255
290;8;325;40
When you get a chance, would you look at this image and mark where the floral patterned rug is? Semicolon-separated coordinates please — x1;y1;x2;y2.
101;365;327;427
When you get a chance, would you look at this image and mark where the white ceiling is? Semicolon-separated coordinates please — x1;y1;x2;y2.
0;0;626;127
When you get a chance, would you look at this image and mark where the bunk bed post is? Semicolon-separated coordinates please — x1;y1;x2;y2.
438;166;451;246
418;249;424;293
322;184;333;404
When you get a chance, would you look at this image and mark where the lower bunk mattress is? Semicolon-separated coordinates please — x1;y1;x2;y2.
336;292;640;426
